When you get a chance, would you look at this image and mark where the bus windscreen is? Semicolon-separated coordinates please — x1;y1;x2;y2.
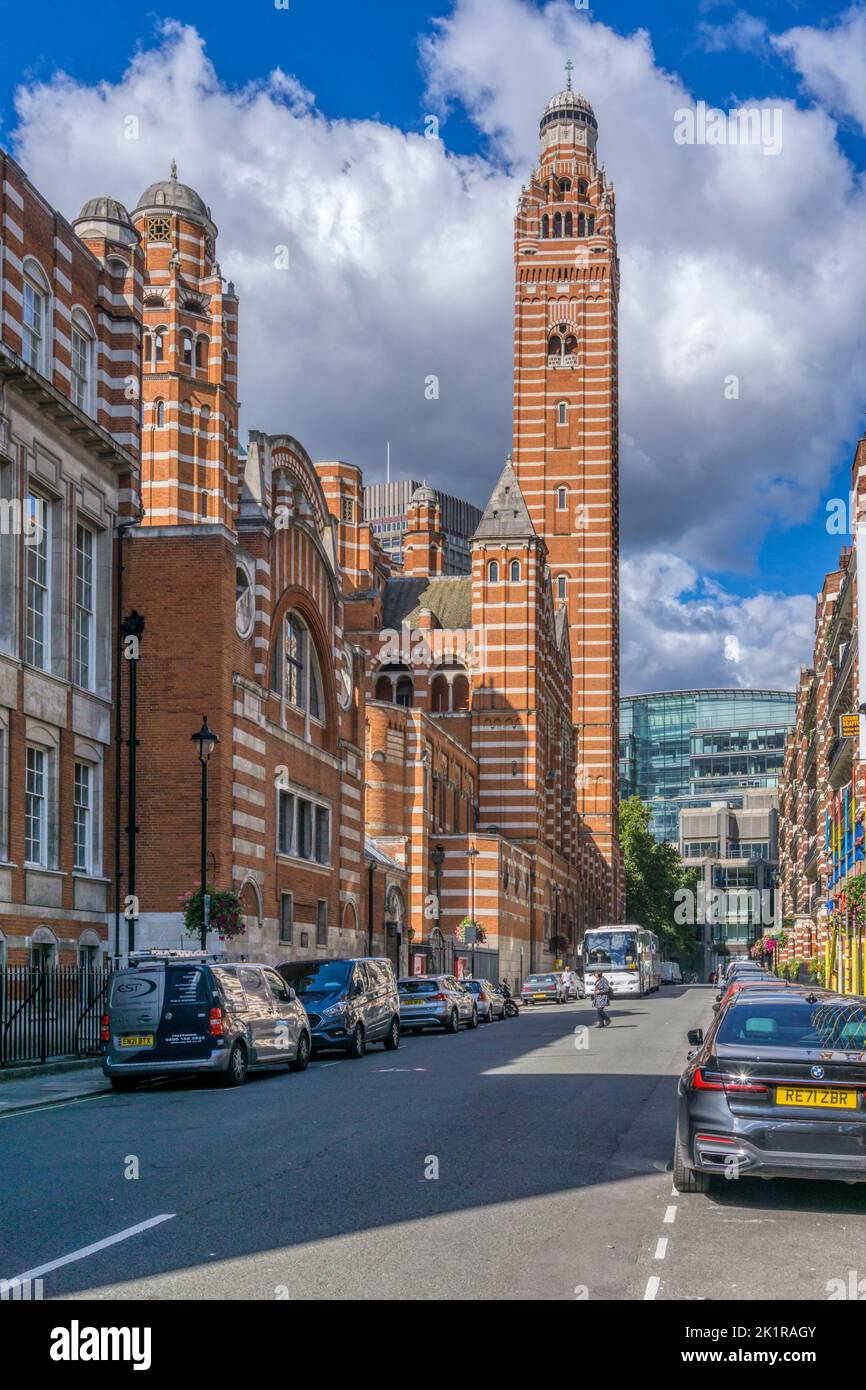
584;932;638;969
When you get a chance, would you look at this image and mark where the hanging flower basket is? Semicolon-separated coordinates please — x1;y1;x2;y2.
179;883;246;941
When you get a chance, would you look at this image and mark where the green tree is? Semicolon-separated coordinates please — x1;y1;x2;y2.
620;797;697;962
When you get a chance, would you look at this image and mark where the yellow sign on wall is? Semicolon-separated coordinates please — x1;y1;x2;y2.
840;713;860;739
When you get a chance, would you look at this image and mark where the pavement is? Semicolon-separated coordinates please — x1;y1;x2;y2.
2;984;866;1300
0;1060;110;1114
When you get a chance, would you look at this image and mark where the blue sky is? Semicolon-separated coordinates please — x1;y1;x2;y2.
2;0;865;689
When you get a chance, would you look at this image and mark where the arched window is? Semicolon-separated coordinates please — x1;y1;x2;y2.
452;673;469;711
557;574;567;600
395;676;413;708
547;334;562;359
154;329;166;364
577;179;588;198
553;212;563;238
564;212;573;237
181;333;194;370
559;178;571;195
556;486;568;510
431;674;449;712
71;309;94;415
588;214;595;235
270;611;325;721
565;334;577;357
154;399;165;428
541;214;549;239
196;336;209;371
509;560;521;582
557;401;568;425
487;560;499;582
22;259;50;374
374;675;392;702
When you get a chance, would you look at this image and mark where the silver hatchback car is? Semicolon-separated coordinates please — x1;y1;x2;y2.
462;978;506;1021
398;976;479;1033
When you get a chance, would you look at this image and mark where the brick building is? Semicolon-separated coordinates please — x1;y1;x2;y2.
778;433;866;992
0;153;140;966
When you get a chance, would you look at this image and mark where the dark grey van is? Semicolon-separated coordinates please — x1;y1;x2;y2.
102;951;311;1091
277;957;400;1058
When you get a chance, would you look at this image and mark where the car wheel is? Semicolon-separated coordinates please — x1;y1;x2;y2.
383;1015;400;1050
466;1005;479;1030
346;1023;366;1059
109;1075;138;1093
289;1031;310;1072
672;1120;709;1193
445;1008;459;1034
220;1041;248;1087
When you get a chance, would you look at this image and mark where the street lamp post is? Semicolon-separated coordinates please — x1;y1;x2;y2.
432;843;445;972
467;845;479;977
191;716;219;950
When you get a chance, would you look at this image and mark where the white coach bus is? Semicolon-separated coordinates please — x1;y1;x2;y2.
582;926;661;998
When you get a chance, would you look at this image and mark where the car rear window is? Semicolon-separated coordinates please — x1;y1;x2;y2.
717;999;866;1051
527;975;554;984
399;980;440;995
463;981;481;993
164;967;208;1005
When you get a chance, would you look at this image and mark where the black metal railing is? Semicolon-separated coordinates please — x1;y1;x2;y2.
0;965;113;1068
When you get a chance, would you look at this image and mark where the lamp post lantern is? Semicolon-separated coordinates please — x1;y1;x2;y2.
191;716;219;949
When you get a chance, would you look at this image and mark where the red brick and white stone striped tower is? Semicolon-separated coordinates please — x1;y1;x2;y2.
132;164;239;529
511;77;622;920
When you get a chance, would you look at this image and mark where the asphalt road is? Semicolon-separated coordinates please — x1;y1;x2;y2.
2;985;866;1301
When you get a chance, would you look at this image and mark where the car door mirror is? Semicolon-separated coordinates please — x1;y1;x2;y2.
287;986;296;1003
687;1028;703;1046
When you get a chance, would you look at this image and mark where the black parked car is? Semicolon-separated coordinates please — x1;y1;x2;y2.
674;987;866;1192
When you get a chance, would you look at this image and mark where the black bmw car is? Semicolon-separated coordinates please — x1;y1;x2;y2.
674;988;866;1192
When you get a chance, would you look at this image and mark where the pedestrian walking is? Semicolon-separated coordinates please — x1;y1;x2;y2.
591;970;612;1028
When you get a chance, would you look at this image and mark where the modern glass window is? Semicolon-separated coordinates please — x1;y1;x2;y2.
25;747;46;865
71;322;92;413
73;762;91;872
23;276;46;371
74;524;95;688
25;493;50;670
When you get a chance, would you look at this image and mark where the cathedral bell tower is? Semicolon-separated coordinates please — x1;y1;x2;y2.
511;72;622;919
132;164;239;529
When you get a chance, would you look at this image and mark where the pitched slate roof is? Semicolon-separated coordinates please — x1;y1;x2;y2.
472;460;536;541
382;576;472;631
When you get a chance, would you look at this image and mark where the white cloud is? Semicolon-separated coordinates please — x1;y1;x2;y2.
620;553;815;693
773;6;866;134
8;3;862;691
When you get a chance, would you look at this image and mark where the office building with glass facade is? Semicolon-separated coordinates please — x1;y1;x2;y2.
620;689;797;843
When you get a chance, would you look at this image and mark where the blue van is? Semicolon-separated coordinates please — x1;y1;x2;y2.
277;957;400;1058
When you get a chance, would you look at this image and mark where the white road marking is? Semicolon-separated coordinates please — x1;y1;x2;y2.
654;1238;668;1260
3;1213;176;1285
644;1276;661;1300
0;1092;111;1119
664;1205;677;1224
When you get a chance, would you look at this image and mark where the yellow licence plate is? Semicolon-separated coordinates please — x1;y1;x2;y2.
776;1086;857;1110
119;1035;154;1048
402;998;424;1006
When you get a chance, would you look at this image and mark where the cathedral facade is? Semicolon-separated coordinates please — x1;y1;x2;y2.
0;81;621;976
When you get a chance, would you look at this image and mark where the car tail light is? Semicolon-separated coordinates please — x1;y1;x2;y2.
695;1134;736;1144
724;1080;768;1095
209;1007;224;1037
101;1014;110;1043
692;1068;725;1090
428;992;447;1002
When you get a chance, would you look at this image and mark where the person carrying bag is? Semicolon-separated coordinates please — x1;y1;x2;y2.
591;970;611;1028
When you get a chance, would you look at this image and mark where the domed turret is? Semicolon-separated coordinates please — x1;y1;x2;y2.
410;483;437;506
539;66;598;155
73;195;138;248
134;161;216;237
